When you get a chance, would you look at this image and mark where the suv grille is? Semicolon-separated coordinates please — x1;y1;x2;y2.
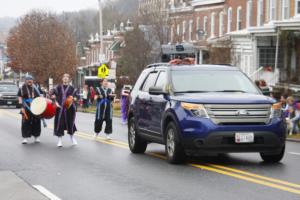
2;95;18;100
205;104;271;125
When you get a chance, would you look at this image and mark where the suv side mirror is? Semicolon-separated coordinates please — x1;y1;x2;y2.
149;86;168;95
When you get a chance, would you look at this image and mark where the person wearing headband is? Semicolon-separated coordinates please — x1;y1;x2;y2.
17;75;42;144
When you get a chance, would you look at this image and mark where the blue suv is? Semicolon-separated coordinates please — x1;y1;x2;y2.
127;63;286;164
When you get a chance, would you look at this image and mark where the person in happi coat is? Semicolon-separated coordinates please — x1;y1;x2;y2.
94;78;115;140
51;73;79;147
18;75;42;144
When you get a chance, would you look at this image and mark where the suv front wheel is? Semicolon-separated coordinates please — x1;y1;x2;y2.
165;122;186;164
260;145;285;163
128;117;147;154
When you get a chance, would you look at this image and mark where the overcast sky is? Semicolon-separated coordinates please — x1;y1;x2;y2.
0;0;105;18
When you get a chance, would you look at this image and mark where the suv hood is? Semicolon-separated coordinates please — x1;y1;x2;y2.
172;92;275;104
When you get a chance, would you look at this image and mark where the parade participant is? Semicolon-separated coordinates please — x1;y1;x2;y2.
94;78;115;140
120;85;131;125
17;75;42;144
51;73;79;147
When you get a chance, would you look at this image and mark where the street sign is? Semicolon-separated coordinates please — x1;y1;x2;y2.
97;64;109;78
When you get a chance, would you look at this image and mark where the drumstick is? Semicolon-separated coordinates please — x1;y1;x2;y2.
21;108;29;121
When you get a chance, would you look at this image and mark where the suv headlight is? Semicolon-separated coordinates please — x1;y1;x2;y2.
270;103;282;118
181;102;209;118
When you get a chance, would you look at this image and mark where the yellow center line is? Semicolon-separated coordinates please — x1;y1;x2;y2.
190;164;300;195
208;164;300;189
76;131;128;147
75;133;129;149
2;109;300;195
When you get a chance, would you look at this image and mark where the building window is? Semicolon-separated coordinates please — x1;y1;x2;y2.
237;7;242;31
257;0;264;26
203;16;208;34
295;0;300;15
196;17;200;40
211;12;215;37
282;0;289;19
219;12;224;37
189;20;193;41
259;47;283;69
269;0;276;21
246;0;252;28
227;7;232;33
182;20;186;41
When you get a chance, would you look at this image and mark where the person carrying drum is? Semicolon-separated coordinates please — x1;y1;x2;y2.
94;78;115;140
50;73;79;147
18;75;42;144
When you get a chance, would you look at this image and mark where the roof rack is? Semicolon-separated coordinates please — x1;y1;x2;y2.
146;63;170;68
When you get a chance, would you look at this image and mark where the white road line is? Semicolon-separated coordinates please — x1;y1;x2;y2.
288;152;300;156
33;185;61;200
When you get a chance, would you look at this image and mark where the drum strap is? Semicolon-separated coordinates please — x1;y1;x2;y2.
33;84;42;97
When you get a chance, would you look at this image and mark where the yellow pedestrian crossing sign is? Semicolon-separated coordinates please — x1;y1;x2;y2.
98;64;109;78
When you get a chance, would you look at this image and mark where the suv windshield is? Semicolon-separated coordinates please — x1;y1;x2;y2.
0;84;19;93
172;70;259;94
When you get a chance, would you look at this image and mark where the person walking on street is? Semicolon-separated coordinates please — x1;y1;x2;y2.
94;78;115;140
18;75;42;144
50;73;79;147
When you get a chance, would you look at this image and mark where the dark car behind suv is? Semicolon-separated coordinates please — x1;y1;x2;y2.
0;82;20;108
127;63;286;164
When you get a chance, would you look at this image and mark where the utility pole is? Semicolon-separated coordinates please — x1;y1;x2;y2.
98;0;104;63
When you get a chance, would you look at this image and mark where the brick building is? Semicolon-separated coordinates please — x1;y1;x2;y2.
140;0;300;86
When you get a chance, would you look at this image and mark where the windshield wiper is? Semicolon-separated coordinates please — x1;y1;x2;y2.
213;90;247;93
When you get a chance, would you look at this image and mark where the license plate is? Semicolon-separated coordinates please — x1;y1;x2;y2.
7;101;12;105
235;132;254;143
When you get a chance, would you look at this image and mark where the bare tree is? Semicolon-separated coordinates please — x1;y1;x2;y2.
138;0;172;61
6;11;77;84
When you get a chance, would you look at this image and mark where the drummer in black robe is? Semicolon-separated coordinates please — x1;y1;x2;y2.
94;78;115;140
50;73;79;147
17;75;42;144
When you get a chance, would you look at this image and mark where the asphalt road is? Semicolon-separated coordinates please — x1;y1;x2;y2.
0;108;300;200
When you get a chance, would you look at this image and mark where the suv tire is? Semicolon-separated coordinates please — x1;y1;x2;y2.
260;145;285;163
165;122;186;164
128;117;147;154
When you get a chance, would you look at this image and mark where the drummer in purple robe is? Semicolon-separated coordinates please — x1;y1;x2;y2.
17;75;42;144
50;73;79;147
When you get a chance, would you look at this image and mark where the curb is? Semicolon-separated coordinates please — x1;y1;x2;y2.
287;138;300;143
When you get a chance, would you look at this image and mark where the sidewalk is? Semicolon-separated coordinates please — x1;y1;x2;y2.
0;171;48;200
287;138;300;143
